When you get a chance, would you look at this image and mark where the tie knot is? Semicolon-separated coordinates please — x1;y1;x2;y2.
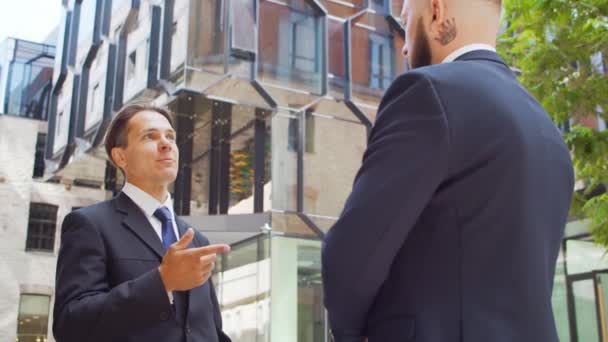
153;206;173;223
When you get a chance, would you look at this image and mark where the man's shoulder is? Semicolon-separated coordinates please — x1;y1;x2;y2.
69;196;119;221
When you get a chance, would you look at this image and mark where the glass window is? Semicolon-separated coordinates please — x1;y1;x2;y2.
552;248;570;342
33;133;46;178
231;0;256;53
270;237;327;341
173;97;271;216
16;294;51;342
287;13;318;74
327;18;346;98
78;0;97;45
572;279;600;342
318;0;364;18
287;113;314;153
56;111;64;137
302;116;367;221
185;0;226;89
127;51;136;80
566;239;608;275
89;84;99;113
215;235;271;341
26;203;58;252
171;0;188;74
113;0;128;12
258;0;324;95
369;33;393;90
272;113;299;212
369;0;388;13
351;12;403;108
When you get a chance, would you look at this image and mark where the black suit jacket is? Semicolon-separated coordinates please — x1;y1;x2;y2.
53;192;231;342
322;50;575;342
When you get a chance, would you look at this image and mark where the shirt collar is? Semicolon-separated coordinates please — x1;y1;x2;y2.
442;44;496;64
122;182;174;219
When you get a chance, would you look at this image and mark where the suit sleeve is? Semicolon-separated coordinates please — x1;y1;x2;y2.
321;72;450;340
53;211;172;342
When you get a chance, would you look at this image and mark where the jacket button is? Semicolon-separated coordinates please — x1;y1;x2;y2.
185;325;191;335
160;311;169;321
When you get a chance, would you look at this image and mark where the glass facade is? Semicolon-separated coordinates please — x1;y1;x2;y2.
46;1;605;342
549;221;608;342
0;38;55;119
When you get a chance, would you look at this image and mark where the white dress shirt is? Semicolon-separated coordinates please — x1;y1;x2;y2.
442;43;496;63
122;182;181;243
122;182;180;303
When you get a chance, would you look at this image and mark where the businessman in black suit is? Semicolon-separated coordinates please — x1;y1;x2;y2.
53;104;232;342
322;0;574;341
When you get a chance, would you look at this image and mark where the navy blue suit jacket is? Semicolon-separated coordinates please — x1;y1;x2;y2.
53;192;231;342
322;50;574;342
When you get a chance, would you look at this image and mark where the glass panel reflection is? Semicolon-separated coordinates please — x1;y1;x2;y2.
270;237;327;342
271;112;299;212
306;214;336;233
327;18;346;99
180;96;212;216
78;0;97;46
566;239;608;275
552;248;570;342
4;39;54;119
176;97;271;216
597;273;608;341
123;10;151;101
231;0;256;53
215;235;271;342
271;212;320;238
16;294;51;342
172;0;189;76
84;44;108;131
303;115;366;219
258;0;324;95
350;12;404;107
185;0;227;89
319;0;364;18
572;279;600;342
227;105;271;214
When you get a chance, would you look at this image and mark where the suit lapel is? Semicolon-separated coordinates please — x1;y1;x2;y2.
113;192;165;260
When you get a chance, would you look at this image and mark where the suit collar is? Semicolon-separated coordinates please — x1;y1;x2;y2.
113;192;166;259
442;44;496;63
121;182;175;219
454;49;508;67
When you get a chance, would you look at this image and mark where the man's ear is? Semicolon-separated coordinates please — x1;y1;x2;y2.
111;147;127;170
429;0;447;26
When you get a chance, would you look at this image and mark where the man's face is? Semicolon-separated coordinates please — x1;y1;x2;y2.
401;0;433;69
117;110;179;187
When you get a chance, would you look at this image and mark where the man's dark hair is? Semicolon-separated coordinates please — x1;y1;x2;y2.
104;103;175;166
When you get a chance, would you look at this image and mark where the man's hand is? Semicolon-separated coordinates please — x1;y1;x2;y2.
158;228;230;292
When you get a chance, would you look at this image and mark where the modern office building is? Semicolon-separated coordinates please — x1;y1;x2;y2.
43;0;405;340
22;0;608;341
0;37;108;342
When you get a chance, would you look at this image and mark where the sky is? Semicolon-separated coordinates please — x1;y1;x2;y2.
0;1;62;44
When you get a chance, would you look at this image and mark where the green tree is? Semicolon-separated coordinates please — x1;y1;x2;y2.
498;0;608;244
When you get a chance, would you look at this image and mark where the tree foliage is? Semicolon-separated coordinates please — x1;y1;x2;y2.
498;0;608;244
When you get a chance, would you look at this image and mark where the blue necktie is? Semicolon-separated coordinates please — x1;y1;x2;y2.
153;206;177;249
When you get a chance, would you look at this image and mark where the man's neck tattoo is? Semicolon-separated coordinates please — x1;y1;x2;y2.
435;18;457;46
